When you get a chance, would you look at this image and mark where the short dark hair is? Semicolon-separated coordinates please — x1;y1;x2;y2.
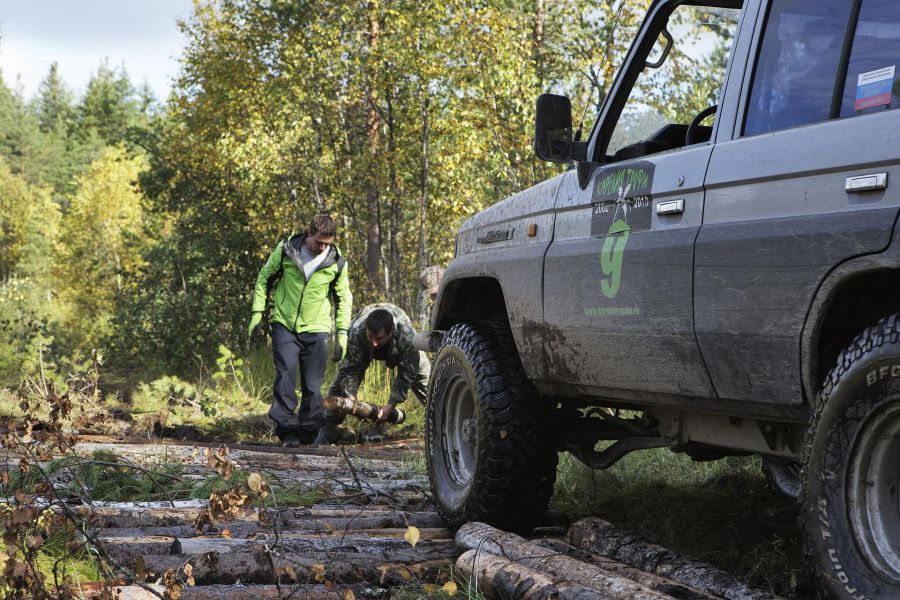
308;214;337;237
366;309;394;336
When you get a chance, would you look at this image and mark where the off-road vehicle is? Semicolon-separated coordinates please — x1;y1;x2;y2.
417;1;900;597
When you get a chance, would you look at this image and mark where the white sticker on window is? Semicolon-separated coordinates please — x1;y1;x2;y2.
855;65;895;111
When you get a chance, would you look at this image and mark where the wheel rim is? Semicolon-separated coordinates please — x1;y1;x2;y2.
441;372;476;486
848;400;900;582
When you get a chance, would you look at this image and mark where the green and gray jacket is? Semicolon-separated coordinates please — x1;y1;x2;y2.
252;234;352;334
339;303;418;406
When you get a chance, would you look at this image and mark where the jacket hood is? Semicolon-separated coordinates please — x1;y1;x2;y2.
282;233;342;271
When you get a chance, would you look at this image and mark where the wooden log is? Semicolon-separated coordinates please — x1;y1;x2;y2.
84;583;381;600
138;551;452;585
99;528;456;563
456;548;615;599
83;584;163;599
455;522;674;600
75;434;424;463
568;518;778;600
178;584;382;600
4;447;411;476
323;395;406;424
96;511;445;535
537;539;723;600
81;503;440;529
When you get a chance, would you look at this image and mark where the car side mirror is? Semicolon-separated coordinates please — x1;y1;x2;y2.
534;94;575;163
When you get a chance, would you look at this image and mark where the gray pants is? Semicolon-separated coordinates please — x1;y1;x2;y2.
325;351;431;426
270;324;328;442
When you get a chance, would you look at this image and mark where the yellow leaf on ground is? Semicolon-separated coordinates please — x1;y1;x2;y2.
404;525;420;547
342;590;356;600
442;581;458;595
247;472;262;493
222;529;232;540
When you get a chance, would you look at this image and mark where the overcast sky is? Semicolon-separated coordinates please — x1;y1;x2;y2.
0;0;195;102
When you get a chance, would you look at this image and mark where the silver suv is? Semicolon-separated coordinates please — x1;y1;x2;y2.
419;1;900;598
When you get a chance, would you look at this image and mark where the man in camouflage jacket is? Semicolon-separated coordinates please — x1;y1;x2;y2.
315;303;430;444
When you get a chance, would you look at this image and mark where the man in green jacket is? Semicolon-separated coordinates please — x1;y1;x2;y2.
315;303;430;444
249;214;352;446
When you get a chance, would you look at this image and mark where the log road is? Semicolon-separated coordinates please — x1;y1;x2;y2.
54;436;779;599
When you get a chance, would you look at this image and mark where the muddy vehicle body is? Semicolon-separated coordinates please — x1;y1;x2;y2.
419;0;900;597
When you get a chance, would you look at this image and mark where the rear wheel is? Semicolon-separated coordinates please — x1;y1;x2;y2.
425;322;557;533
803;315;900;599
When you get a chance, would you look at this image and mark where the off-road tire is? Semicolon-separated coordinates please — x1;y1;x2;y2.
802;315;900;599
425;321;557;533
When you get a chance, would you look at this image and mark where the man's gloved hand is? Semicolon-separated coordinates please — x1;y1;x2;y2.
248;312;264;340
376;403;397;423
333;330;348;363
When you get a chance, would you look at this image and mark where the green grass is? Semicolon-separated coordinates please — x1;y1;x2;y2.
35;521;109;585
552;449;804;596
125;343;425;445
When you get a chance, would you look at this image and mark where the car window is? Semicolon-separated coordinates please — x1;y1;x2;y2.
606;4;741;160
744;0;852;136
839;0;900;118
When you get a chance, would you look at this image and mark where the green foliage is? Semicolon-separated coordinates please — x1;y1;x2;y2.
35;63;74;134
0;158;63;384
130;345;274;441
55;145;149;356
119;0;658;371
77;60;147;145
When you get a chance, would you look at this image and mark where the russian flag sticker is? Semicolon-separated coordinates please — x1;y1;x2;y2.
855;66;895;111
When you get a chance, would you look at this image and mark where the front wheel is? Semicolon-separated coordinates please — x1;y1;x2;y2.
803;315;900;599
425;322;557;533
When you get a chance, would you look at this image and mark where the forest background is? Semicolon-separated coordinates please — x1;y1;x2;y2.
1;0;672;393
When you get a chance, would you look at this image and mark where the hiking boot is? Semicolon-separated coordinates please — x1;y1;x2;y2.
280;432;300;448
314;423;340;445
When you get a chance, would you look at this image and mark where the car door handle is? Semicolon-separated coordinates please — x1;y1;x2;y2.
846;173;888;192
656;199;684;215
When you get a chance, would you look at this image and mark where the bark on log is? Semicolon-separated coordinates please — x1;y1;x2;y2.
178;584;382;600
86;583;380;600
568;518;778;600
95;510;444;534
456;548;615;599
138;551;452;585
100;528;456;563
456;522;674;600
537;538;723;600
76;434;423;462
81;503;440;528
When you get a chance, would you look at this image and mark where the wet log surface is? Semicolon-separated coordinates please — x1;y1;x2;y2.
49;437;778;599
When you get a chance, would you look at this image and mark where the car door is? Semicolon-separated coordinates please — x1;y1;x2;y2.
697;0;900;406
540;1;745;399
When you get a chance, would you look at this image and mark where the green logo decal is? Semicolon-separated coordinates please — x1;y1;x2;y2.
592;162;654;301
600;219;630;299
